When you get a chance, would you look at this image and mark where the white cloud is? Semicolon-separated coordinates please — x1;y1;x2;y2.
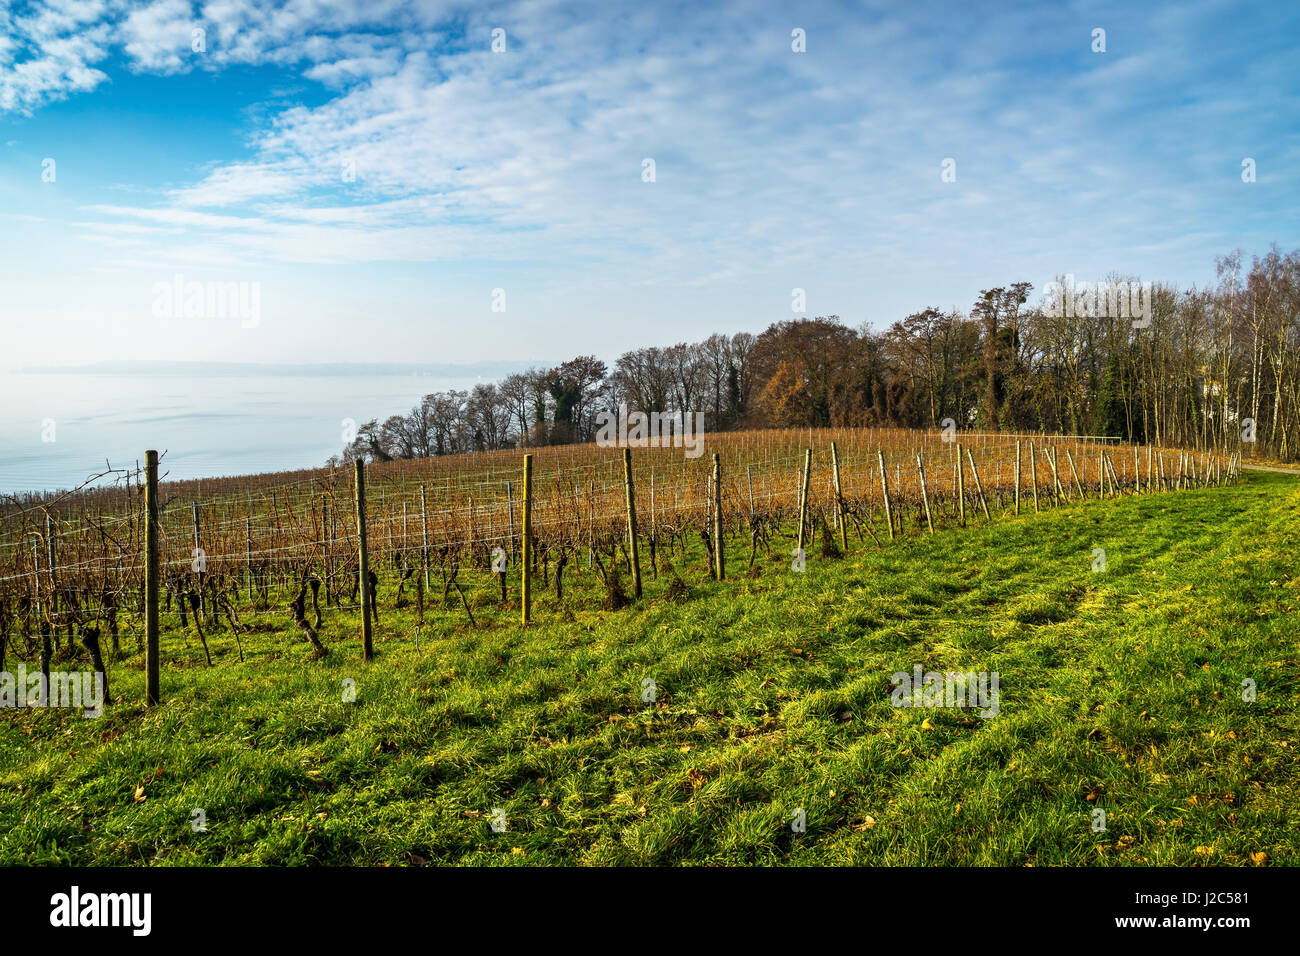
3;0;1297;369
120;0;198;73
0;0;113;112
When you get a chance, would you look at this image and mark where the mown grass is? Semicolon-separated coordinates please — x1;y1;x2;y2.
2;472;1298;866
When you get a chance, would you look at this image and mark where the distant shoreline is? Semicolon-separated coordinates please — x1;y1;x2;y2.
8;360;544;378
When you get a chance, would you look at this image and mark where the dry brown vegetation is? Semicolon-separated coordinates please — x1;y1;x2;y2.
0;427;1236;661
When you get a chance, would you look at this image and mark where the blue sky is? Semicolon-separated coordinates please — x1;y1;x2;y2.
1;0;1297;369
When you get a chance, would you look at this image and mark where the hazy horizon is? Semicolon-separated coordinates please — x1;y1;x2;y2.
4;0;1297;494
0;365;526;496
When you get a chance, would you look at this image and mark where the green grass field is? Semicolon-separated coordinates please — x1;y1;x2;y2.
3;471;1298;866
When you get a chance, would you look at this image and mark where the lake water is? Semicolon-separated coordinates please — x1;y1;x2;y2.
0;370;481;496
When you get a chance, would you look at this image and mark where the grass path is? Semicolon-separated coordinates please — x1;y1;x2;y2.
2;472;1297;865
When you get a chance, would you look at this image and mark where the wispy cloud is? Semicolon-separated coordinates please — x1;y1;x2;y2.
1;0;1297;365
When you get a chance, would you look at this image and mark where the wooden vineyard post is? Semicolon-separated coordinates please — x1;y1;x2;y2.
355;459;373;660
1063;447;1083;501
322;495;332;605
1134;445;1141;493
31;538;40;622
622;448;642;599
831;441;848;552
191;501;203;618
506;481;516;562
245;516;253;600
145;449;160;707
421;485;430;589
45;513;58;628
797;449;812;553
952;444;959;514
712;453;725;581
1030;442;1040;513
1014;440;1021;515
877;450;895;540
966;449;991;522
705;470;713;561
956;443;966;527
916;454;934;534
649;471;656;541
1047;448;1065;504
522;455;534;624
794;469;802;541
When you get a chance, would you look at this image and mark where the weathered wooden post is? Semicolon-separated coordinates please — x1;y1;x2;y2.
45;512;58;619
712;453;725;581
649;471;659;576
1047;448;1065;503
145;449;161;706
191;500;203;618
1030;442;1040;513
917;454;934;535
878;450;895;540
1014;440;1022;515
31;538;41;621
355;459;373;660
831;441;848;552
522;454;533;623
622;448;642;598
420;485;430;588
797;449;812;553
966;449;991;521
1071;448;1088;499
956;443;966;527
322;495;332;605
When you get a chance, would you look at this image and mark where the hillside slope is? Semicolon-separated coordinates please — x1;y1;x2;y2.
2;472;1297;865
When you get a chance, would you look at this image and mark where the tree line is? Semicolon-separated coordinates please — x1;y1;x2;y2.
337;245;1300;463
